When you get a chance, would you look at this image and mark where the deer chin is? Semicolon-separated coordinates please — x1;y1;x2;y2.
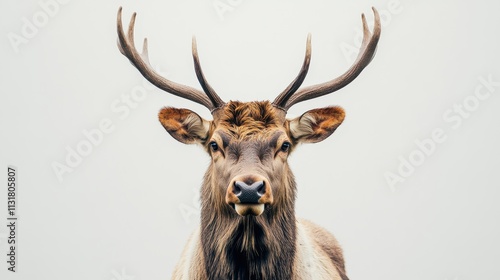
234;203;265;216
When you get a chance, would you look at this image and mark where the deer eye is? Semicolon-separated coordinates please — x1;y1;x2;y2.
280;142;291;153
209;141;219;152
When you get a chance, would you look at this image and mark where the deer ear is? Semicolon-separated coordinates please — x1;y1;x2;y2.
158;107;211;144
288;106;345;143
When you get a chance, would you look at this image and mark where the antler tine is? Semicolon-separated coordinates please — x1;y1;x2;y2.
116;7;223;112
272;34;312;110
282;7;381;111
192;37;225;111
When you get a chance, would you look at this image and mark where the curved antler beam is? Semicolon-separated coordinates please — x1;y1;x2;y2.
272;34;312;110
275;7;381;111
116;7;225;112
192;37;225;110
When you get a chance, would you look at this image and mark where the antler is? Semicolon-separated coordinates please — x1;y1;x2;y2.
273;7;381;111
272;34;312;110
116;7;225;112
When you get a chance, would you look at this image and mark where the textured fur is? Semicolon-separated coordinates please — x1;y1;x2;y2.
165;101;348;279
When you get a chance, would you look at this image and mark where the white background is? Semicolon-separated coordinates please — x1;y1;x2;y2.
1;0;500;279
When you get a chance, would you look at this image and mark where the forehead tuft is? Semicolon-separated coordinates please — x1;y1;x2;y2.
218;101;282;138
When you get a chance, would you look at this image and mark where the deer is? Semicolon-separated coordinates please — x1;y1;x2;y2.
116;6;380;280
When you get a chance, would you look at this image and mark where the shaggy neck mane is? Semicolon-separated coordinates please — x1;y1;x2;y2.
199;100;297;279
200;178;297;280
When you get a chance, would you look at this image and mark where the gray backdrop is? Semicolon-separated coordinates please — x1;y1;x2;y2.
1;0;499;279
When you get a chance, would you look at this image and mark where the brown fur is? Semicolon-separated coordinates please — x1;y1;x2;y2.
159;108;209;143
164;100;348;279
216;101;281;139
198;102;294;278
117;7;381;279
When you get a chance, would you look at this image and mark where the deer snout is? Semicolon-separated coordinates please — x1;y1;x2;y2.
233;181;265;203
226;175;273;216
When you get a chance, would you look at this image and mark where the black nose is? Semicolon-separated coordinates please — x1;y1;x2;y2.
233;181;266;204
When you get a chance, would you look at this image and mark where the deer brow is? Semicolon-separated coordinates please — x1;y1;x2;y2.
216;131;232;148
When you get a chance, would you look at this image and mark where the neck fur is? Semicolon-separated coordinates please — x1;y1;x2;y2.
200;175;297;280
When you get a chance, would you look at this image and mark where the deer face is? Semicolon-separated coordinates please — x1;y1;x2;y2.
116;7;379;215
158;101;345;216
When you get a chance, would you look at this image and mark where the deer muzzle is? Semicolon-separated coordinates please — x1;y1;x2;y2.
225;175;273;216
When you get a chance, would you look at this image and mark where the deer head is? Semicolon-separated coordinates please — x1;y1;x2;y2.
116;7;380;218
